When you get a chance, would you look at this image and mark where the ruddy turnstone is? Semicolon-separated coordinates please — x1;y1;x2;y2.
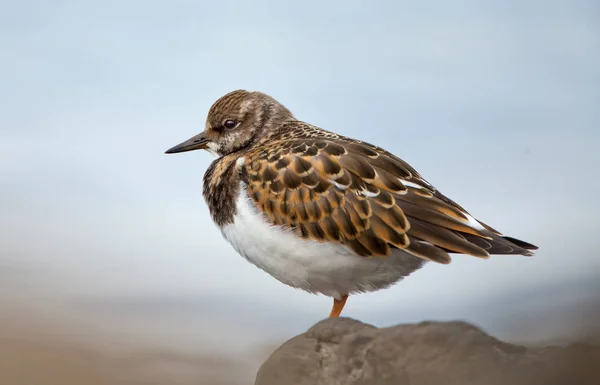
165;90;538;318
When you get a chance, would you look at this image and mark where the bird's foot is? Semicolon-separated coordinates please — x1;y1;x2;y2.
329;294;348;318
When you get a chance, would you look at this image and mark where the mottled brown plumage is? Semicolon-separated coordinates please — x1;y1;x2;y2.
165;89;539;318
237;124;538;263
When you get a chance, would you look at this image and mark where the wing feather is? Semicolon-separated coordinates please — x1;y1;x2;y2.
241;133;537;263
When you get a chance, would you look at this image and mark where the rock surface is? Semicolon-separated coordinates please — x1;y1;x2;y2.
255;317;600;385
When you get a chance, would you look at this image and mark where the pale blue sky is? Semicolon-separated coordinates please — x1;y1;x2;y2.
1;0;599;350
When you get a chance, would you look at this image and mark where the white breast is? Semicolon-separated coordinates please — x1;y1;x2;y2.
219;184;425;299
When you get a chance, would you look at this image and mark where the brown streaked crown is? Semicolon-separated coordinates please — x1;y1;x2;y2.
201;90;295;156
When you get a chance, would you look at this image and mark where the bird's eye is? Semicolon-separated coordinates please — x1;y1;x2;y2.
223;120;237;129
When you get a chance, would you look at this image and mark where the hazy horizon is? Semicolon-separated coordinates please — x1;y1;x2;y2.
1;2;599;382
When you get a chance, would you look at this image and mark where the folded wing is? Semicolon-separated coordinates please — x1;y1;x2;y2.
240;133;537;264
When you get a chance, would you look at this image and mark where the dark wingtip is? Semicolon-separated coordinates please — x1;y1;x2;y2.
502;236;539;251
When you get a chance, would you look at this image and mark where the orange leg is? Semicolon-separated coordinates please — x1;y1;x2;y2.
329;294;348;318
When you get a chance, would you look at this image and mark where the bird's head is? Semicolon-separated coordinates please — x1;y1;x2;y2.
165;90;294;157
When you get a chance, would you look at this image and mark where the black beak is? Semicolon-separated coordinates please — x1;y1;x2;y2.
165;131;210;154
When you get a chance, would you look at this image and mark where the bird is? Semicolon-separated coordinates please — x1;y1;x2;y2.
165;90;538;318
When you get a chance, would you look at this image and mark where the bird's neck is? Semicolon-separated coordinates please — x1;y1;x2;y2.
202;154;243;227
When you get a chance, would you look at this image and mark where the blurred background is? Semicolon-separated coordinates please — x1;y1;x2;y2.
1;0;599;384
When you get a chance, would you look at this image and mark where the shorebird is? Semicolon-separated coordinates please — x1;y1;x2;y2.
165;90;538;318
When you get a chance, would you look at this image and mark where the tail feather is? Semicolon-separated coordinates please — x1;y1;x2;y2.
462;233;537;256
502;236;539;251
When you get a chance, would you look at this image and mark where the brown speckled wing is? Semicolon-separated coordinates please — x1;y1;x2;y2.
240;132;536;263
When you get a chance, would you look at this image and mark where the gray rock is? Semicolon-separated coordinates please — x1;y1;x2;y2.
255;318;600;385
